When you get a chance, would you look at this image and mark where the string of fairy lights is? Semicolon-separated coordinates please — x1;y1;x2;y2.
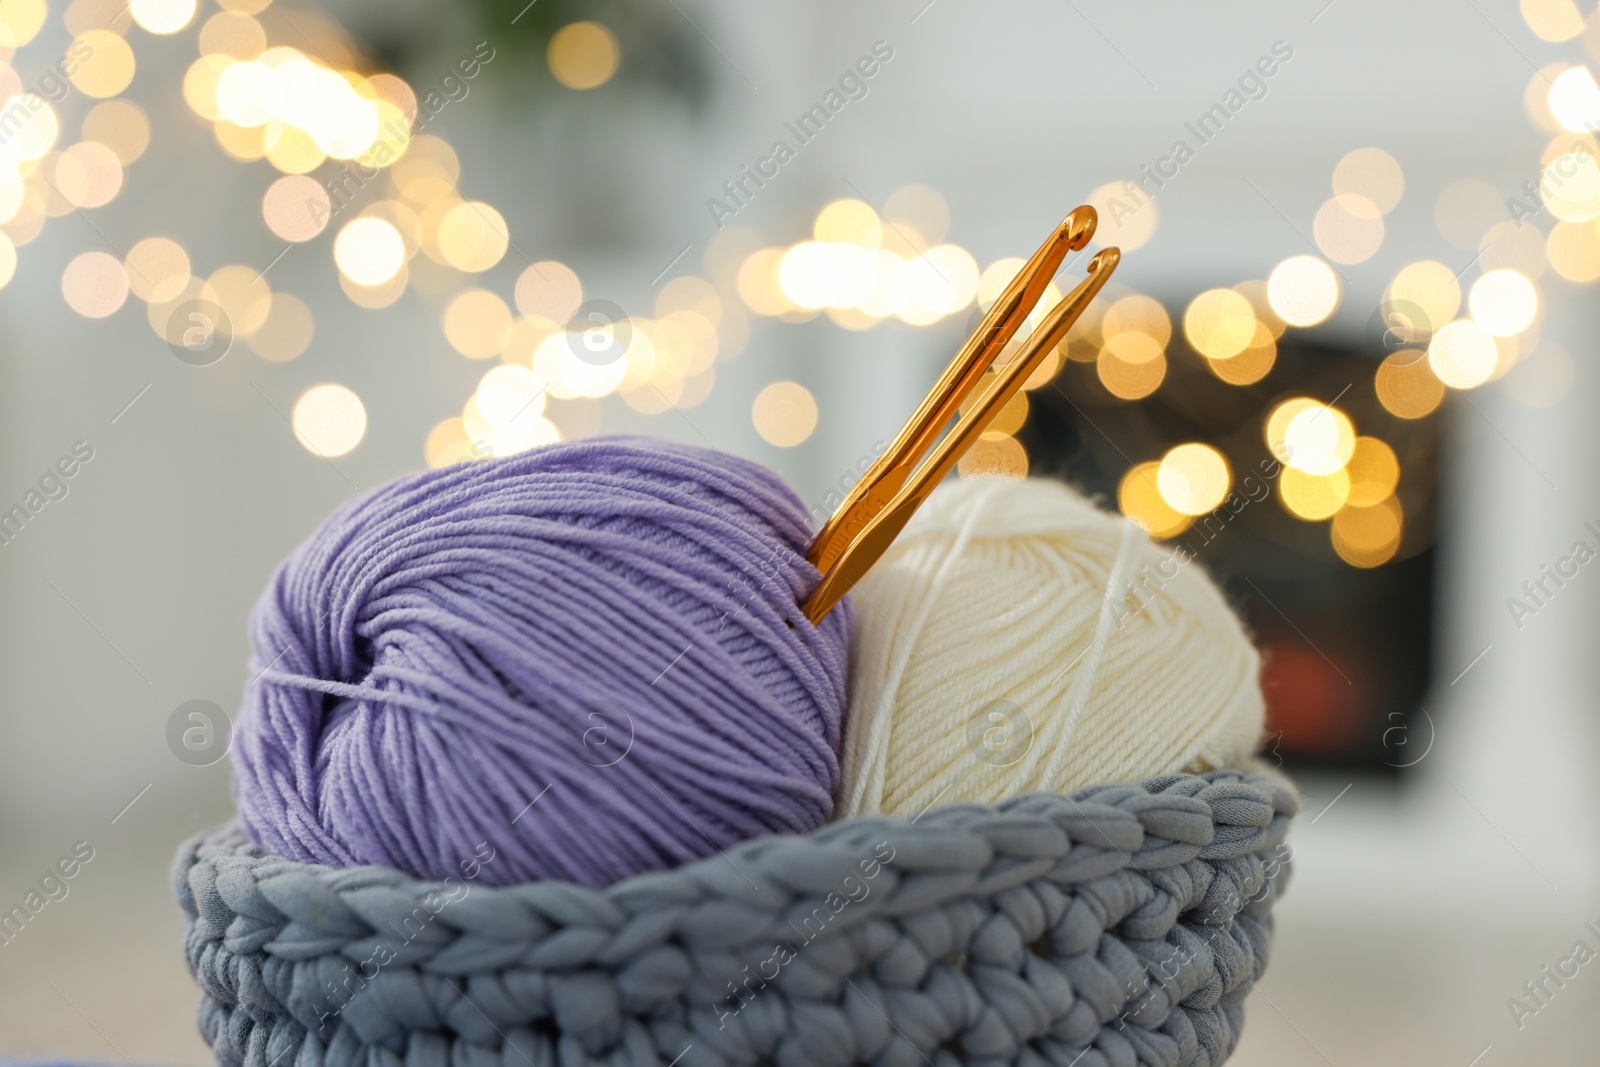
1;0;1596;569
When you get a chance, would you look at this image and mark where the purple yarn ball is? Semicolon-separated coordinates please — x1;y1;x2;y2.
231;436;851;887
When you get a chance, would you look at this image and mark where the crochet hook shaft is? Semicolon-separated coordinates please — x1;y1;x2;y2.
806;208;1097;580
802;241;1120;624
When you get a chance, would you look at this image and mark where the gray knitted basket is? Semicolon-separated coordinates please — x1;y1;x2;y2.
174;768;1296;1067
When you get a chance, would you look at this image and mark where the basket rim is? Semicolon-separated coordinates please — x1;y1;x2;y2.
177;765;1297;929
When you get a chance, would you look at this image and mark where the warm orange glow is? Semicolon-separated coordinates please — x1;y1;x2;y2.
1375;351;1446;419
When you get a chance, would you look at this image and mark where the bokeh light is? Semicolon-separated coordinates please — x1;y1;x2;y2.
1282;404;1356;475
124;237;191;303
292;383;366;458
1427;319;1498;389
1208;325;1277;385
61;251;128;318
33;10;1542;557
1540;149;1600;221
362;200;420;260
532;328;629;399
1103;294;1171;346
129;0;196;35
1267;255;1340;326
1087;181;1158;252
0;0;46;46
425;418;475;468
1313;194;1385;264
1522;0;1586;41
736;247;790;316
548;21;619;90
890;244;979;323
340;264;407;309
68;31;135;97
1384;260;1460;341
334;217;405;286
1345;436;1401;507
199;10;266;59
1376;350;1446;419
207;264;272;335
395;145;460;209
1260;396;1312;460
751;381;817;447
366;74;417;123
1281;466;1350;521
1332;147;1404;213
0;95;57;162
436;201;508;272
815;198;882;248
267;123;327;175
475;409;560;459
56;141;122;207
1548;65;1600;134
214;60;279;126
776;242;834;311
183;55;230;121
1526;63;1573;131
1331;496;1403;567
1183;288;1256;359
1468;268;1538;336
1119;461;1191;538
1546;218;1600;281
309;90;380;161
1098;345;1166;399
957;436;1028;479
1102;328;1163;365
212;119;267;161
1266;397;1320;465
262;175;330;241
444;289;513;359
515;260;583;322
1157;443;1230;516
33;154;74;218
475;364;548;428
82;100;151;164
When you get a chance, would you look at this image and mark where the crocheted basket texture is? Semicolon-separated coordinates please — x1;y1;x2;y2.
174;768;1297;1067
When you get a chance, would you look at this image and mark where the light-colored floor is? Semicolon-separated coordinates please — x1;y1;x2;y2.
0;847;212;1065
1233;906;1600;1066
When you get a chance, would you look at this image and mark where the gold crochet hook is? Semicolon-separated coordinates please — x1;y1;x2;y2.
802;206;1120;624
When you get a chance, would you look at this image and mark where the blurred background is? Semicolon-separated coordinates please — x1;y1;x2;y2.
0;0;1597;1061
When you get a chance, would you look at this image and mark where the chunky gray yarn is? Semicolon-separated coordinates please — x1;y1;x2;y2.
174;768;1296;1067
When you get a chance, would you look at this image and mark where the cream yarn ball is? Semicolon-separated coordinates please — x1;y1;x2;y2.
837;474;1266;818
